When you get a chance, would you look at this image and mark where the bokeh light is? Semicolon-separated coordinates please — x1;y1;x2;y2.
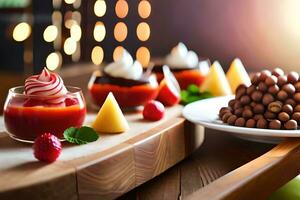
46;52;62;71
70;24;82;41
94;0;106;17
138;0;151;19
43;25;58;42
93;22;106;42
113;46;124;61
136;46;150;67
91;46;104;65
13;22;31;42
115;0;128;18
114;22;127;42
136;22;150;41
64;38;77;55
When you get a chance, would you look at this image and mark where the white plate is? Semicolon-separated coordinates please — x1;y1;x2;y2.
182;95;300;143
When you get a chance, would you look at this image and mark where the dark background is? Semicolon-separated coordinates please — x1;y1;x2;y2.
0;0;300;73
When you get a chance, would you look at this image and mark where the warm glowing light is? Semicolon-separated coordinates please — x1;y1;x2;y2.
72;11;81;24
70;24;81;41
115;0;128;18
136;47;150;67
114;22;127;42
113;46;124;61
13;22;31;42
64;38;77;55
93;22;106;42
65;19;77;29
64;0;75;4
94;0;106;17
138;0;151;19
43;25;58;42
52;11;62;24
52;0;62;8
137;22;150;41
91;46;104;65
46;52;62;71
73;0;81;9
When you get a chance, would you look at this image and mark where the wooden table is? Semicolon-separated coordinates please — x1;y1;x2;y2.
0;106;205;200
119;129;300;200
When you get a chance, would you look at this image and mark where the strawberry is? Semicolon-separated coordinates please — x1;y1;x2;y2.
65;98;79;106
143;100;165;121
33;133;62;162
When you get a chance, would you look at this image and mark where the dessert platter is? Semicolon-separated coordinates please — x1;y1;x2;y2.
0;49;204;199
1;43;300;199
183;66;300;143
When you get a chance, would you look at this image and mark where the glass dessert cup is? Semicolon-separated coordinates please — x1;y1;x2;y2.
3;86;86;143
88;70;159;108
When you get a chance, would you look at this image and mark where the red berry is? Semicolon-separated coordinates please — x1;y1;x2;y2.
33;133;62;162
143;100;165;121
65;98;78;106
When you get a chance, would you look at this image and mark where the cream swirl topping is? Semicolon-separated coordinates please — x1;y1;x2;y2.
165;42;199;69
25;68;67;104
104;49;143;80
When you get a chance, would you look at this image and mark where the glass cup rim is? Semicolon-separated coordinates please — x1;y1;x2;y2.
9;86;83;98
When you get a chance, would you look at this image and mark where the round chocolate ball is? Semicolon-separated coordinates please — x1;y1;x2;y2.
234;108;243;117
269;120;282;129
235;117;246;127
262;93;275;106
257;118;268;129
295;82;300;92
295;105;300;112
284;120;298;130
228;99;236;108
233;101;243;110
292;112;300;123
264;111;277;120
251;91;263;102
247;85;256;95
219;107;232;118
222;112;232;122
285;98;296;107
259;70;272;81
277;75;288;87
294;93;300;103
246;119;256;128
235;84;247;99
282;104;293;115
265;75;278;86
287;71;299;84
251;73;261;85
277;90;288;101
272;68;284;77
258;82;268;92
282;84;296;95
268;85;280;95
242;109;253;119
268;101;282;113
227;115;238;125
254;114;264;121
253;103;265;114
278;112;290;122
240;95;251;105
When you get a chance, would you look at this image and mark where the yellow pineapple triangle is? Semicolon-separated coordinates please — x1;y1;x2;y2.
200;61;232;96
226;58;251;93
92;92;129;133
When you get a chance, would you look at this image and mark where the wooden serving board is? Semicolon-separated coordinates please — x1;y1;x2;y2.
0;106;204;200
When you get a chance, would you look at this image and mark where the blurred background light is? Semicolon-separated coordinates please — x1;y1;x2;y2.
137;22;150;41
13;22;31;42
138;0;151;19
70;24;81;41
115;0;128;18
114;22;127;42
46;52;62;71
91;46;104;65
113;46;124;61
94;0;106;17
64;37;77;55
136;46;150;67
43;25;58;42
93;22;106;42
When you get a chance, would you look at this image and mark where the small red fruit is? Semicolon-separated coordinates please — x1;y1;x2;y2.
33;133;62;162
157;66;181;106
65;98;79;106
143;100;165;121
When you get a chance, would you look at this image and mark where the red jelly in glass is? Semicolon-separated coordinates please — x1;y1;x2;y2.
3;86;86;143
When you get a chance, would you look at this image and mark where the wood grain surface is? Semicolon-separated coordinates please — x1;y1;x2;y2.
0;105;204;200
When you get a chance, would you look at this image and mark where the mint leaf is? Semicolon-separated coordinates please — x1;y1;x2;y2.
64;126;99;145
187;84;200;95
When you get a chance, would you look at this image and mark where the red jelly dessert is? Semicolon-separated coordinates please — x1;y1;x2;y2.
88;49;159;108
152;43;209;89
3;68;86;142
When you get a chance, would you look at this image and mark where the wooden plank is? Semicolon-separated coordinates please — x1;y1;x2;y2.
76;144;136;200
186;138;300;200
128;118;186;186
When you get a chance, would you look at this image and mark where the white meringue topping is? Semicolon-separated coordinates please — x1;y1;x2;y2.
165;42;199;69
104;49;143;80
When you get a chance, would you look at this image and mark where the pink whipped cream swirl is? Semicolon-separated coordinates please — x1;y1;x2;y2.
25;68;68;104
